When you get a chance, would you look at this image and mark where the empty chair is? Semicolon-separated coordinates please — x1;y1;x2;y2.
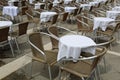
53;7;62;13
58;12;69;25
76;15;93;35
11;21;29;37
69;8;78;22
21;0;26;6
0;27;14;57
92;36;115;49
34;4;45;11
25;9;34;23
58;47;107;80
50;14;59;25
18;6;28;22
21;6;28;15
81;35;115;75
28;32;58;80
13;1;20;7
48;26;77;50
25;10;40;31
0;0;7;6
44;14;59;28
10;21;29;53
18;6;28;21
47;3;53;10
97;21;120;38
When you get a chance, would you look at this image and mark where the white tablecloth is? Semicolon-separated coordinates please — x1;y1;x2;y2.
112;6;120;11
40;12;57;22
106;11;120;19
2;6;18;20
0;21;13;27
34;3;45;9
80;4;91;11
64;7;77;13
93;17;115;31
0;21;13;31
94;0;107;3
8;0;19;6
29;0;35;4
64;0;72;4
57;35;96;61
53;1;60;7
89;2;99;7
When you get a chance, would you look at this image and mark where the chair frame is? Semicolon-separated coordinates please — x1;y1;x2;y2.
10;21;29;53
76;15;93;35
0;27;14;57
28;32;58;80
58;47;107;80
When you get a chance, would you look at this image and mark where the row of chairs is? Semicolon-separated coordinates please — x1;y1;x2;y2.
25;8;70;31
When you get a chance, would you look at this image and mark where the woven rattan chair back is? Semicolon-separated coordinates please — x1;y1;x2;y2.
18;21;29;36
0;27;9;42
48;26;59;49
51;14;58;24
21;6;28;15
29;33;45;60
62;12;69;21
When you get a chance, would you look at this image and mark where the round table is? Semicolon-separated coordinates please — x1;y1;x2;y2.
57;35;96;61
2;6;18;20
106;11;120;19
40;12;57;22
93;17;115;31
64;7;77;14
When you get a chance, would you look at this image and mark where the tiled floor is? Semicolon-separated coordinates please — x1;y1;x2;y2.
1;20;120;80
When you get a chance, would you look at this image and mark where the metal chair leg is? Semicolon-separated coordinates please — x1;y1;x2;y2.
103;56;107;72
96;65;101;80
94;69;98;80
14;38;20;53
58;68;62;80
9;40;15;57
48;66;52;80
30;61;33;79
81;77;85;80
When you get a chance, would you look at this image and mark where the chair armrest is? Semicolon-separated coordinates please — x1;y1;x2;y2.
57;26;77;34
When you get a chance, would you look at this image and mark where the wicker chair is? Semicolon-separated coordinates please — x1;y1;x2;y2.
21;0;26;7
28;32;58;80
68;8;78;23
58;47;107;80
48;26;77;50
76;15;93;35
58;12;69;25
44;14;59;28
18;6;28;21
25;10;40;31
47;3;53;10
13;1;20;7
0;27;14;57
10;21;29;53
96;21;120;38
